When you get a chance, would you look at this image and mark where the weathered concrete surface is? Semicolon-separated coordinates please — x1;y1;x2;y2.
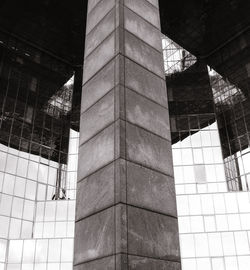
80;89;114;144
81;60;115;113
126;122;174;176
74;207;115;265
128;255;181;270
76;163;114;220
78;124;114;180
125;58;168;107
75;0;180;269
125;88;170;139
128;206;180;261
127;161;177;217
125;30;164;78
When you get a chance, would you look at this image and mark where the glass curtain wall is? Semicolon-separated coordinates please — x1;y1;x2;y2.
163;36;250;270
0;31;79;270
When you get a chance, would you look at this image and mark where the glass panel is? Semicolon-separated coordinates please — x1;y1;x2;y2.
35;240;48;262
9;218;21;239
48;239;61;262
23;200;35;220
37;184;46;201
8;240;23;263
11;198;23;219
16;158;28;178
21;221;33;239
3;174;15;195
61;239;73;262
0;194;12;216
5;155;18;174
22;240;35;263
0;239;7;262
14;177;26;197
25;180;37;200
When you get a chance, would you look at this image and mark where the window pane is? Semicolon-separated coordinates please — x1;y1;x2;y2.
8;240;23;263
9;218;21;239
23;240;35;263
11;198;24;219
25;180;37;200
14;177;26;197
23;200;35;221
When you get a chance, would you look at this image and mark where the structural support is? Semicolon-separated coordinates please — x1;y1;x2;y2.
74;0;181;269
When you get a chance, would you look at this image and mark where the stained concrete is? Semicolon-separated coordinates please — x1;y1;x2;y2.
74;256;115;270
128;255;181;270
127;161;177;217
124;0;160;28
78;124;115;180
124;7;162;52
74;207;115;265
125;88;170;139
125;30;164;78
76;163;114;220
81;60;115;113
85;8;115;57
127;206;180;261
83;31;115;83
126;122;174;176
86;0;115;34
125;58;168;107
80;89;114;144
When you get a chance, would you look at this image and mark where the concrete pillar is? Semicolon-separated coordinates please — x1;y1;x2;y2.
74;0;181;269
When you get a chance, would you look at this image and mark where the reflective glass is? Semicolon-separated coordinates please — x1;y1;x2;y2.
3;174;15;195
21;221;33;239
35;240;48;262
22;240;35;263
8;240;23;263
23;200;35;220
36;184;46;201
16;158;28;178
48;239;61;262
0;151;7;171
5;155;18;175
11;198;23;219
25;180;36;200
9;218;21;239
0;240;7;262
14;177;26;198
0;194;12;216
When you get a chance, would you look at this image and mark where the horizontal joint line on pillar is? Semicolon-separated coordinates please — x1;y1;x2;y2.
86;6;115;39
77;157;174;184
84;29;116;61
74;252;181;267
144;0;159;9
124;4;160;34
123;54;165;81
85;11;116;59
76;202;177;223
87;0;110;23
125;86;168;110
81;85;117;115
79;118;119;148
125;119;170;142
80;109;169;147
82;49;165;88
124;28;163;55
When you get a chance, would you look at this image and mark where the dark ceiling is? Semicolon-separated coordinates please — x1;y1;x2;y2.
159;0;250;58
1;0;249;68
0;0;88;67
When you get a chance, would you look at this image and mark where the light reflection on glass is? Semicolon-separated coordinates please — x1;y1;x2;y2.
0;33;79;269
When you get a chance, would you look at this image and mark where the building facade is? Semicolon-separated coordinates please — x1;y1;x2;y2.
0;0;250;269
